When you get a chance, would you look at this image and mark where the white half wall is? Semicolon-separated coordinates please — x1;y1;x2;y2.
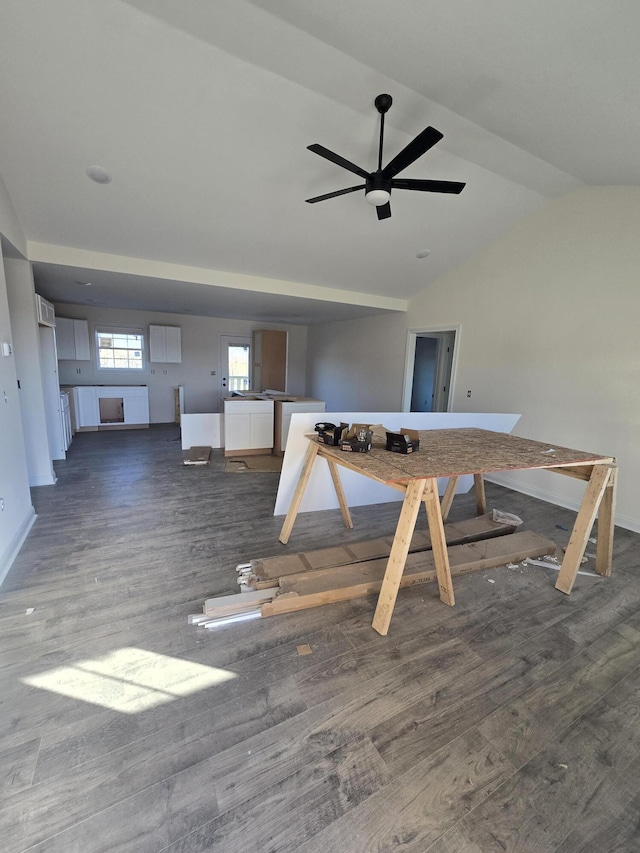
181;414;223;450
274;412;520;516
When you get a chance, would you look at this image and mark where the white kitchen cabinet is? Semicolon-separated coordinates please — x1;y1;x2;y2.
56;317;90;360
223;398;274;456
72;386;149;429
60;391;72;451
149;324;182;363
73;386;99;429
123;394;150;425
36;294;56;327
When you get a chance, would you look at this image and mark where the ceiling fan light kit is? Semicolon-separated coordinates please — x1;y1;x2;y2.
306;94;465;220
365;189;390;206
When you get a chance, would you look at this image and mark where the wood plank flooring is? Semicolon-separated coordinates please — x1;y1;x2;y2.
2;424;640;852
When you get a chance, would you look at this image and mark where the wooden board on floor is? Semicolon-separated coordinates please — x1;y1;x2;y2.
182;446;211;466
261;530;556;617
203;588;275;617
251;513;518;581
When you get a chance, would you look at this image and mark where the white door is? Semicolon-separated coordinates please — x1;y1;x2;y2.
219;335;251;409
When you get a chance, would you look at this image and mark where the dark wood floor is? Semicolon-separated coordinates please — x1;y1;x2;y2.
2;424;640;852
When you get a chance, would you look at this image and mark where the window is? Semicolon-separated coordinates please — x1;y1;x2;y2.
96;327;145;371
228;344;250;391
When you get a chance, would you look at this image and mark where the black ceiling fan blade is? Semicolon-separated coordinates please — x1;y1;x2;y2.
391;178;466;194
376;202;392;220
307;144;370;180
305;185;365;204
380;126;444;180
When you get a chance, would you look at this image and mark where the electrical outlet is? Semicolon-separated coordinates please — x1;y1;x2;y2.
210;371;216;376
467;390;472;398
162;369;168;375
0;498;4;511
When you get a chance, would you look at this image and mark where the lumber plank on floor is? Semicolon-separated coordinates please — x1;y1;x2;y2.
203;588;275;617
262;531;556;617
251;512;517;581
182;446;211;465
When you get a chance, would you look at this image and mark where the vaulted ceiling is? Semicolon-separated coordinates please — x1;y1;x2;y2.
1;1;637;322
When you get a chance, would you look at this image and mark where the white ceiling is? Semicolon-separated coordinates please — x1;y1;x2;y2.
1;0;637;323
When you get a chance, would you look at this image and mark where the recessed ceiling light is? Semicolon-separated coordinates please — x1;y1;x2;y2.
86;165;111;184
416;249;431;259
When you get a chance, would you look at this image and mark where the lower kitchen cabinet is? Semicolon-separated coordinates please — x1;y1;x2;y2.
72;386;149;430
223;398;274;456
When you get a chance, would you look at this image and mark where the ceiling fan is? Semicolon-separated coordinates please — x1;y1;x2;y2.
305;94;465;220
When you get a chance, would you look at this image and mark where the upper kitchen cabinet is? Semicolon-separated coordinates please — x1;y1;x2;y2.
252;330;287;392
35;294;56;327
56;317;90;360
149;324;182;363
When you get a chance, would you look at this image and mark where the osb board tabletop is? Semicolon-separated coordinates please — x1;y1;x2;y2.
309;428;614;484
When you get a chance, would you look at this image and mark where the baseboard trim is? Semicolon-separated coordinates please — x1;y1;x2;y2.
0;507;37;588
485;473;639;534
29;473;57;487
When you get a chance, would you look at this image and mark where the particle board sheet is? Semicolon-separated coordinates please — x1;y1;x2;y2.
250;513;516;581
261;530;556;617
310;429;614;485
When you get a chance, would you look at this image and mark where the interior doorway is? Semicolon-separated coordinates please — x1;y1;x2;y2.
403;328;458;412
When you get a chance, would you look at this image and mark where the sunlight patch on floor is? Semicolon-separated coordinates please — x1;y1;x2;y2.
21;647;237;712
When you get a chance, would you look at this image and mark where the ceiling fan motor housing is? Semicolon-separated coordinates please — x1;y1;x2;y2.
365;172;392;206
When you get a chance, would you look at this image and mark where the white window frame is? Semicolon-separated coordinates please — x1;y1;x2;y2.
95;326;147;373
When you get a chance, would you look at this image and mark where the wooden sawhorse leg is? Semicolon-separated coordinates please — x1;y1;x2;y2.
373;477;455;636
372;479;427;635
595;466;617;577
326;459;353;532
279;443;354;545
436;473;484;527
474;474;487;515
279;441;319;544
439;475;459;521
423;478;456;609
555;464;615;594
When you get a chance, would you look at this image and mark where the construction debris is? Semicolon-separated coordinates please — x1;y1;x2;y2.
491;509;523;526
525;557;600;578
182;446;211;466
188;512;557;626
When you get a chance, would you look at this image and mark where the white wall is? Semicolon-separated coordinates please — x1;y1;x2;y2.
4;258;56;485
54;303;308;422
0;247;36;584
306;188;639;532
306;312;407;410
407;187;640;531
0;173;27;258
